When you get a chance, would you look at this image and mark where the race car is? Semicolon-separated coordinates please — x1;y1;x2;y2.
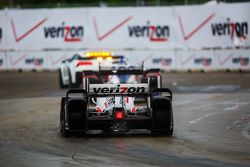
59;51;128;88
59;74;173;137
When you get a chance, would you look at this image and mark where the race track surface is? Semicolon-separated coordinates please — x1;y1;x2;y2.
0;71;250;167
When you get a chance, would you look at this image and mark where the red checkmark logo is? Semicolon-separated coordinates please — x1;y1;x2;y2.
142;54;154;63
10;54;27;66
93;16;132;41
179;54;195;66
11;17;48;43
50;54;68;65
218;53;233;66
178;13;215;41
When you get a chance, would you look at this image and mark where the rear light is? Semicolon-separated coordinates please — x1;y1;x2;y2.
115;111;124;120
96;57;103;62
85;51;112;57
82;74;99;80
77;61;93;67
106;57;112;61
145;72;160;78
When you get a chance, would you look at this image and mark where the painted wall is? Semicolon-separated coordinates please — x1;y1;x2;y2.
0;3;249;70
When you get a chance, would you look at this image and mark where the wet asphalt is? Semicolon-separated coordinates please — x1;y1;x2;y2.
0;71;249;167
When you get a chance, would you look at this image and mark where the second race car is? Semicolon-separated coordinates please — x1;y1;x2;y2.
59;51;128;88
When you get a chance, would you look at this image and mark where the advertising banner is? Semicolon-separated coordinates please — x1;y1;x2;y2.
174;4;249;48
5;9;88;50
0;52;6;69
0;10;6;50
0;3;249;70
1;49;249;70
87;7;175;49
6;51;47;70
215;49;250;70
176;50;215;70
1;3;249;50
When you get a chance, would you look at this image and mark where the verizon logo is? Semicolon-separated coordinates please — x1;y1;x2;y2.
93;85;146;94
194;58;212;66
232;57;249;66
152;58;172;66
25;58;44;66
44;22;84;42
211;18;248;39
128;21;169;42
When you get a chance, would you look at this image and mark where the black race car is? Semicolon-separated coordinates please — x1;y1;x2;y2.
59;76;173;137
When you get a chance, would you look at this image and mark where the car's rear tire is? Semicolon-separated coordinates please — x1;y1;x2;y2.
66;97;87;131
151;96;173;136
60;97;70;137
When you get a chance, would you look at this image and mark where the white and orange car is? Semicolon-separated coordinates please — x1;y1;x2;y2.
58;51;128;88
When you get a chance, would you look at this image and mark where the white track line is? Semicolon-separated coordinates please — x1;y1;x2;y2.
226;120;241;131
241;123;250;140
189;111;220;124
189;101;249;125
223;102;248;111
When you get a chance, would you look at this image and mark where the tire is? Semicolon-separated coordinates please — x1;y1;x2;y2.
68;69;73;88
60;97;70;137
151;96;173;136
59;70;67;89
149;76;162;96
60;113;70;137
66;97;87;131
74;72;82;88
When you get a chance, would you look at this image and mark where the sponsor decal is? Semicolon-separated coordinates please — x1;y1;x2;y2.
25;58;44;66
44;22;84;42
232;57;249;66
0;59;3;66
211;18;248;40
0;27;2;42
92;84;146;94
128;21;169;42
194;58;212;66
152;58;172;66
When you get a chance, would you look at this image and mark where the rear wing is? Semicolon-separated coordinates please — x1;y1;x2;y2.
98;65;160;76
99;67;144;75
144;68;160;75
88;83;149;97
99;58;144;75
78;55;124;61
